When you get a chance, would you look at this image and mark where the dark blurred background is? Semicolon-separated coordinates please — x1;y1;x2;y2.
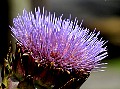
0;0;120;89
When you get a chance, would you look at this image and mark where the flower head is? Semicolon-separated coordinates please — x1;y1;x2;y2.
10;7;108;73
10;7;108;88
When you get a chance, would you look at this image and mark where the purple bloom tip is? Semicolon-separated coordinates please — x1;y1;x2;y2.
10;7;108;72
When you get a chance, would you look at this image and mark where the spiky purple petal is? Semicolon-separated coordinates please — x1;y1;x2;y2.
10;7;108;72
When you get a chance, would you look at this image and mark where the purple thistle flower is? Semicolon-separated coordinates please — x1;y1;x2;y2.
10;7;108;73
